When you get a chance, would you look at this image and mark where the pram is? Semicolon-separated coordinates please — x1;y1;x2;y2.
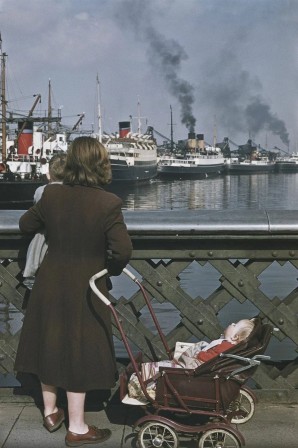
90;268;273;448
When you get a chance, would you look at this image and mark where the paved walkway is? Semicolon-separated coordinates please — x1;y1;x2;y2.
1;399;297;447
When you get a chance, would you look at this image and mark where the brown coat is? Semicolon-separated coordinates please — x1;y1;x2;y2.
15;184;132;392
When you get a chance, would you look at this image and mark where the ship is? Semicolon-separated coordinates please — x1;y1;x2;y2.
225;139;275;174
225;157;275;174
102;121;158;183
0;36;74;209
274;153;298;173
0;36;157;209
157;132;226;179
93;75;157;184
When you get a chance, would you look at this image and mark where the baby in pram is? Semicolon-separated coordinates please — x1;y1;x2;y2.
128;318;255;402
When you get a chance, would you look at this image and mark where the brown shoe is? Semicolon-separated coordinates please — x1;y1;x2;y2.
65;425;112;446
43;408;65;432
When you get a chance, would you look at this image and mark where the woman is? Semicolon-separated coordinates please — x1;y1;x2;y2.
15;137;133;446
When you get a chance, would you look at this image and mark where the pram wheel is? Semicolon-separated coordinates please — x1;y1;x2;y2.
229;388;255;424
198;429;241;448
138;421;179;448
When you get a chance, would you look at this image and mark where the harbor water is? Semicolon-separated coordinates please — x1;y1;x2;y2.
108;172;298;361
1;173;298;364
110;172;298;211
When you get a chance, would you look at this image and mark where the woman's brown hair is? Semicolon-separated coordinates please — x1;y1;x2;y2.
64;137;112;186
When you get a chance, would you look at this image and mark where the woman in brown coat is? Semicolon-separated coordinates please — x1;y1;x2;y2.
15;137;133;446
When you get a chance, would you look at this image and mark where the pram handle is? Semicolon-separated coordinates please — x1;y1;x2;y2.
89;269;110;305
89;268;138;305
89;268;173;360
123;267;138;281
219;353;271;378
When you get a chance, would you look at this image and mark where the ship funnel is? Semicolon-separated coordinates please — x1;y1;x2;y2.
197;133;204;150
18;121;33;155
119;121;131;138
187;132;196;150
187;132;197;151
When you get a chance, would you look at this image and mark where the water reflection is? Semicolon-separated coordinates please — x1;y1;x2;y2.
108;173;298;210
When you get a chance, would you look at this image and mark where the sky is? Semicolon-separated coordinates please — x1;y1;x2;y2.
0;0;298;152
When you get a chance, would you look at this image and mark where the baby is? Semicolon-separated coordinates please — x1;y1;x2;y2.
127;318;255;403
177;319;255;369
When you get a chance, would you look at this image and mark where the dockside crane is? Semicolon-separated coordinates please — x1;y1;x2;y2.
273;146;289;155
251;140;269;153
226;138;240;149
65;113;85;141
149;126;178;150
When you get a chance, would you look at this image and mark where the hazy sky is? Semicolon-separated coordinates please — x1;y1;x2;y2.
1;0;297;151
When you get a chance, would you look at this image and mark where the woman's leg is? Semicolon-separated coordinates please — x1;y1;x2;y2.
65;391;112;444
41;382;58;417
66;391;88;434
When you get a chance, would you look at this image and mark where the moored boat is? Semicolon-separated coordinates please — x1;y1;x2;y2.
0;131;69;209
0;38;71;209
103;122;157;183
225;157;275;174
225;139;275;174
275;154;298;173
157;133;226;179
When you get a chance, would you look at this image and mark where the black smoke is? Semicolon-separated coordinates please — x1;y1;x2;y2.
115;0;196;132
245;96;289;146
200;50;290;146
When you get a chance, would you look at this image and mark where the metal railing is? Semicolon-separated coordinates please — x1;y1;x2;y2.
0;209;297;402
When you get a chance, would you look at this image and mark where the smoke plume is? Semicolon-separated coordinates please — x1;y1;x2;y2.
115;0;196;132
200;50;290;146
245;96;289;146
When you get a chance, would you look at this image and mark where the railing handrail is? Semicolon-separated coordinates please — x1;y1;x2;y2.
2;209;298;235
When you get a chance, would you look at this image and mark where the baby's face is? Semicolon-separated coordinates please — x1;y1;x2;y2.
224;320;247;342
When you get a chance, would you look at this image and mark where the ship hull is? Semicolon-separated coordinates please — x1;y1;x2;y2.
157;151;226;179
0;179;46;209
275;161;298;173
157;163;225;179
226;163;275;174
0;160;157;209
110;160;157;182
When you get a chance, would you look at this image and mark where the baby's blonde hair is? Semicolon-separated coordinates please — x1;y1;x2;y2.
236;319;255;341
49;152;67;181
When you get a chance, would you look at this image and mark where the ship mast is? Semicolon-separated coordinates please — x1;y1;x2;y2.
213;115;217;147
170;105;174;153
137;97;142;134
47;78;52;137
96;73;102;142
130;97;146;134
1;34;7;161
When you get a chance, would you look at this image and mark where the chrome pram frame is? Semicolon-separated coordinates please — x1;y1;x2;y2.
90;268;273;448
